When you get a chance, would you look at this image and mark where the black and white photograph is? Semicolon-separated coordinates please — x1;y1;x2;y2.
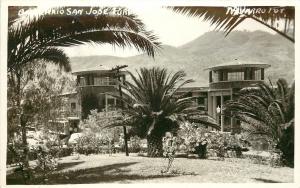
1;2;297;185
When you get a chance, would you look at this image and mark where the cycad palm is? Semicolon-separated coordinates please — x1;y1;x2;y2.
112;67;197;157
225;78;294;166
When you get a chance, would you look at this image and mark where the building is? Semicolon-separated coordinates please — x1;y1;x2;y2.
206;60;270;133
72;65;127;119
59;60;270;133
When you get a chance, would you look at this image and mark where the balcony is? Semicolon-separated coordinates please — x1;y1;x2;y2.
209;80;264;90
58;110;81;118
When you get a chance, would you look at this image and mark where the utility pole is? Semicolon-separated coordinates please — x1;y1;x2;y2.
111;65;129;156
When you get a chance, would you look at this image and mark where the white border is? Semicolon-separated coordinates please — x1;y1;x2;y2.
1;0;299;187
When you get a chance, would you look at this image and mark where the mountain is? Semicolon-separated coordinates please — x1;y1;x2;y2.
70;30;295;87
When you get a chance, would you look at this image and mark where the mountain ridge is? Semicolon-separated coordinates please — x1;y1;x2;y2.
70;30;294;87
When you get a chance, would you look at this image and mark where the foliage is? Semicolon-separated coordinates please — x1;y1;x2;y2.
170;6;295;42
129;136;142;153
177;122;247;159
108;67;206;157
277;120;294;167
7;133;64;184
7;143;32;184
83;110;122;143
7;6;160;168
225;78;294;166
161;133;177;173
7;62;75;170
74;110;123;155
162;133;178;157
177;122;209;154
8;6;160;73
75;135;107;155
31;145;58;183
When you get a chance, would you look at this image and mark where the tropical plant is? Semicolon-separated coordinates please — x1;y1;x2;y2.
8;6;160;73
107;67;205;157
170;6;295;42
177;122;246;159
225;78;294;166
8;6;160;167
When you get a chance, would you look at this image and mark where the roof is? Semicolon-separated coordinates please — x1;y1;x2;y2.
176;87;209;93
72;65;128;76
67;117;80;120
206;59;271;71
59;91;78;96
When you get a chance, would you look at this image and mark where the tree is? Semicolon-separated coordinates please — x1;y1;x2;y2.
109;67;203;157
170;6;295;42
8;63;75;166
224;78;294;166
8;6;160;167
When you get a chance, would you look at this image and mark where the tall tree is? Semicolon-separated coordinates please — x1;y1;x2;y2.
8;6;160;167
108;67;205;157
224;78;294;166
170;6;295;42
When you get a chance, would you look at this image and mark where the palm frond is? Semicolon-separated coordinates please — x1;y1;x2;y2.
108;67;206;137
225;78;294;142
8;6;161;72
170;6;294;42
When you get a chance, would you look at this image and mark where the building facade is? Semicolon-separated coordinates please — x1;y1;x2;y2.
206;60;270;133
72;65;126;119
60;60;270;134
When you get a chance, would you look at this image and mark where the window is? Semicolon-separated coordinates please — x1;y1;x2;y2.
71;102;76;110
94;77;117;86
227;72;244;81
79;77;86;86
212;71;218;82
255;69;261;80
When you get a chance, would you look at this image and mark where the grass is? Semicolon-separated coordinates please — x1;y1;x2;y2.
7;153;294;184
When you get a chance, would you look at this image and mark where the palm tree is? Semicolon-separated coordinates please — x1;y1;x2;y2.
108;67;204;157
8;6;160;72
8;6;160;167
224;78;294;166
170;6;295;42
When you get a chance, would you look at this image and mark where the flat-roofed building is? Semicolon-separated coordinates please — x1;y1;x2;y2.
206;60;270;133
72;65;127;119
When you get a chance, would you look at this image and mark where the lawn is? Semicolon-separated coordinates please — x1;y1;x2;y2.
7;153;294;184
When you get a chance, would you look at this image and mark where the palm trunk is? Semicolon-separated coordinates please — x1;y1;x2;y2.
20;113;29;168
147;134;163;157
16;72;29;168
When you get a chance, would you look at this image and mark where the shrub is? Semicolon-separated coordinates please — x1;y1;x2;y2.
75;134;115;155
31;145;58;183
129;136;142;153
177;122;248;159
277;122;294;167
48;146;73;158
177;122;210;158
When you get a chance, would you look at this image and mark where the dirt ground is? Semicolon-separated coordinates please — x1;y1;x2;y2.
7;153;294;184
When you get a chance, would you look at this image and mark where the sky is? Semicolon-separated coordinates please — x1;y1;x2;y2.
62;6;276;57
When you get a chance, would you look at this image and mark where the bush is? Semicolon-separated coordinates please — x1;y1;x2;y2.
48;146;73;158
129;136;142;153
31;145;58;182
177;122;248;159
75;134;115;155
194;143;207;159
277;122;294;167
